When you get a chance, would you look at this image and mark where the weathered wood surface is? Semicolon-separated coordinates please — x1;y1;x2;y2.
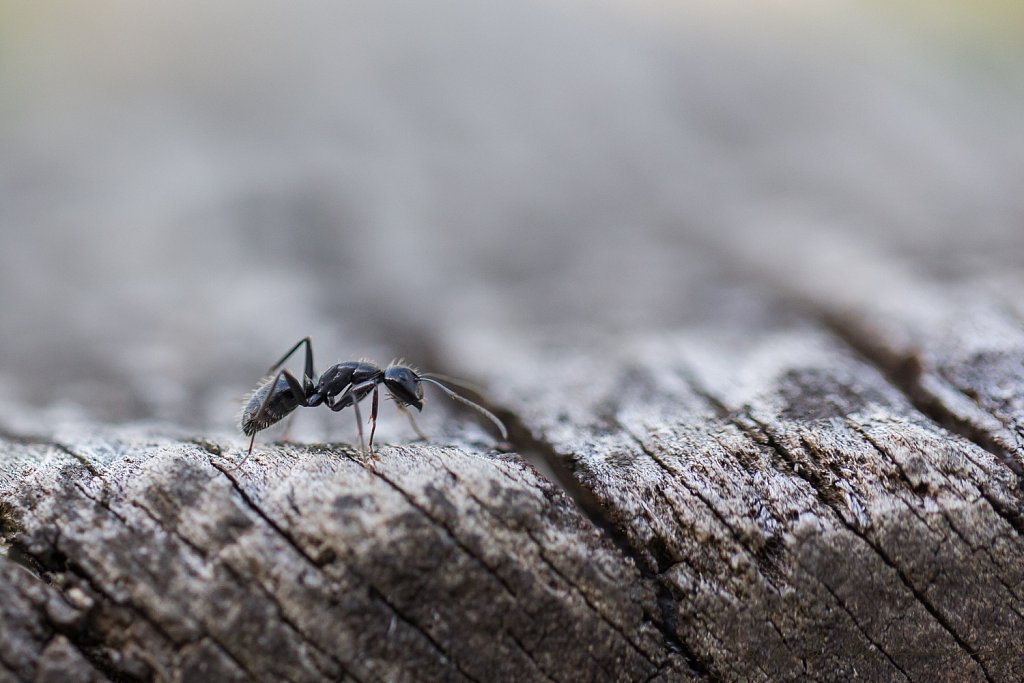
4;2;1024;681
4;282;1024;681
0;430;698;682
0;551;107;683
445;307;1024;682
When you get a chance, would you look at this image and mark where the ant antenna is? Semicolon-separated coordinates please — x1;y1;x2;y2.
419;372;486;395
419;377;508;441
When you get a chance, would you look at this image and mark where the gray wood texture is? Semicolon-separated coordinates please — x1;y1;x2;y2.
3;2;1024;681
4;275;1024;681
443;307;1024;682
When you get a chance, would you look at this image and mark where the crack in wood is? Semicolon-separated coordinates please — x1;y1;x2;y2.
39;540;201;681
617;397;923;681
41;457;262;682
0;568;113;683
430;456;658;674
647;358;991;679
849;423;1024;620
437;458;678;681
206;455;479;683
124;493;355;682
934;362;1024;446
489;408;716;681
742;415;996;683
672;350;1017;679
823;316;1024;486
358;455;601;682
506;630;558;683
0;451;155;682
625;430;784;588
365;584;480;683
496;419;721;678
411;334;718;680
670;371;939;675
15;437;355;682
812;570;911;682
493;408;628;550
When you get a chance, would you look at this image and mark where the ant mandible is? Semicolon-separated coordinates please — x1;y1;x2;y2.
238;337;507;465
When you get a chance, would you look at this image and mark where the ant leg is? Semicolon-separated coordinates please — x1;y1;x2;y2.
267;337;316;391
397;404;428;441
250;369;307;433
238;368;307;467
232;430;259;470
328;383;354;408
368;385;380;451
231;431;258;470
328;380;377;456
351;393;367;455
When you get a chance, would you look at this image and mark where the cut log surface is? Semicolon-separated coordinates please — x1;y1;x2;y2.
0;551;107;683
0;430;696;683
828;283;1024;479
443;312;1024;682
5;280;1024;681
3;11;1024;676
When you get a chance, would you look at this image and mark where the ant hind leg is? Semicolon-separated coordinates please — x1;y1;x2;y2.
237;368;307;469
267;337;317;392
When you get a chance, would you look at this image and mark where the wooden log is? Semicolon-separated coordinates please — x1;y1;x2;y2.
3;3;1024;678
826;282;1024;480
443;315;1024;682
3;284;1024;681
0;554;108;683
0;429;696;682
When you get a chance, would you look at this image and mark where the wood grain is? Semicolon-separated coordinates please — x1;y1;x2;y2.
5;276;1024;682
0;430;697;682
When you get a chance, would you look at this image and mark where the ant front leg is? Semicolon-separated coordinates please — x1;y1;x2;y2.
329;382;366;455
349;380;378;456
329;380;378;456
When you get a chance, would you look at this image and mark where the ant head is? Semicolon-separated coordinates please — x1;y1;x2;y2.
383;365;424;411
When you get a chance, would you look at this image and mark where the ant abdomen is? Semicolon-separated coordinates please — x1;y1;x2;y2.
240;375;301;436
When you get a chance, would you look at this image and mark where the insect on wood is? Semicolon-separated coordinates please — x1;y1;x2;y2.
239;337;507;464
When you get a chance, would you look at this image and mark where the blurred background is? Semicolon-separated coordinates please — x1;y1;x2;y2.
1;0;1022;442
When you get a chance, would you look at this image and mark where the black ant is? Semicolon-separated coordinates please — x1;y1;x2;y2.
238;337;507;464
